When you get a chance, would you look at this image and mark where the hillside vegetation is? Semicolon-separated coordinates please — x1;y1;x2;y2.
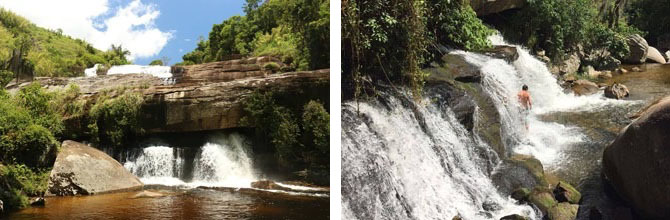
0;8;130;83
180;0;330;71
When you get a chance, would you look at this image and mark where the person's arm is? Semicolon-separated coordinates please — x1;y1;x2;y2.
528;96;532;110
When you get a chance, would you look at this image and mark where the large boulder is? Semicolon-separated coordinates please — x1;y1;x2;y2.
604;83;629;99
435;53;482;83
47;141;143;196
492;154;549;195
602;96;670;219
469;0;527;16
551;53;580;75
547;203;578;220
553;181;581;204
646;46;667;64
623;34;649;64
571;80;599;96
482;45;519;63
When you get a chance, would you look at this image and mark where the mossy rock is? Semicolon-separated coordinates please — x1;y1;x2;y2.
509;154;549;187
553;181;581;204
529;188;558;215
547;202;578;220
263;62;281;73
511;187;531;202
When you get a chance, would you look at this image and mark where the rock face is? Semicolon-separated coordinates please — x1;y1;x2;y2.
13;58;329;133
623;34;649;64
469;0;527;16
646;46;667;64
47;141;143;196
551;52;580;75
482;45;520;63
602;96;670;219
492;154;548;195
571;80;599;96
438;54;482;83
548;203;578;220
604;83;629;99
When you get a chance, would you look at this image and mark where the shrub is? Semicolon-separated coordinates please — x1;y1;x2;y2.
426;0;494;51
0;164;50;209
11;125;59;167
14;83;63;136
0;70;12;87
302;101;329;154
263;62;281;72
148;59;164;66
88;92;144;147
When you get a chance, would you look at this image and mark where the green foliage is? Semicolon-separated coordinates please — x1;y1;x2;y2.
585;22;630;60
182;0;329;70
301;101;329;153
14;83;64;135
0;70;12;87
0;8;129;78
0;86;60;168
149;59;164;66
426;0;494;51
0;164;50;210
627;0;670;47
241;91;328;167
54;84;86;119
263;62;281;72
88;92;144;147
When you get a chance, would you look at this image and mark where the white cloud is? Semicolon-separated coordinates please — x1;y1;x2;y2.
0;0;173;61
184;38;191;42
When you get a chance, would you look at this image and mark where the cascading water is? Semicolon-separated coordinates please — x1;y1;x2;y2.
123;133;257;188
456;34;636;167
84;64;172;78
342;94;538;219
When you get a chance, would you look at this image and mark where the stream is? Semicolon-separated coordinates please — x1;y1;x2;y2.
4;131;329;219
342;33;670;219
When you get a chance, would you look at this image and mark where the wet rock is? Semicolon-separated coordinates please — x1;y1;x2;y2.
469;0;527;16
582;49;621;71
623;34;649;64
665;50;670;62
646;46;667;64
553;181;581;204
483;200;502;212
529;189;557;215
571;80;599;96
131;190;167;199
500;214;527;220
482;45;519;63
452;215;463;220
30;197;45;206
251;180;284;190
584;66;600;78
589;207;603;220
492;155;548;196
604;83;629;99
439;54;482;83
47;141;143;196
602;96;670;218
556;53;581;75
631;67;642;72
547;202;578;220
511;187;531;202
615;68;628;74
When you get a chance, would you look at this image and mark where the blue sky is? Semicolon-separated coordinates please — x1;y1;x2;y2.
134;0;246;65
0;0;246;65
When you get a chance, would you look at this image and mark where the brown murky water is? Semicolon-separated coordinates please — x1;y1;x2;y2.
3;187;329;220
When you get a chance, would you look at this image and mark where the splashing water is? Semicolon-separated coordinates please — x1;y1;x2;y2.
342;95;539;220
123;133;256;188
455;34;637;167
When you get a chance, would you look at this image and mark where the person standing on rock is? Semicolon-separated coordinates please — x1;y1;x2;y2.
517;84;532;130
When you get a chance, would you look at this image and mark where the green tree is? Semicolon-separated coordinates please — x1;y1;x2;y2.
149;59;164;66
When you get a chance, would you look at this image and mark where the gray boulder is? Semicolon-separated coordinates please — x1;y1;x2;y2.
623;34;649;64
47;141;143;196
646;46;667;64
604;83;629;99
603;96;670;219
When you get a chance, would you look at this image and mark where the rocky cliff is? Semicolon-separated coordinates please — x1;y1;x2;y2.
11;57;329;134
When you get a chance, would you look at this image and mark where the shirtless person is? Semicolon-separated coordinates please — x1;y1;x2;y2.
517;85;532;130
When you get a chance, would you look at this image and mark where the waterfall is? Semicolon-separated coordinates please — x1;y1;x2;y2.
123;133;257;188
342;94;538;219
84;64;172;78
454;34;633;167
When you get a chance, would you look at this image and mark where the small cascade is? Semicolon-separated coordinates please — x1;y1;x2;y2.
122;133;256;188
453;34;635;167
192;134;257;187
342;93;538;219
84;64;173;78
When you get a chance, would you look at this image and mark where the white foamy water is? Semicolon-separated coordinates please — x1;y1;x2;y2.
342;96;538;220
453;34;637;167
85;64;172;78
123;134;256;188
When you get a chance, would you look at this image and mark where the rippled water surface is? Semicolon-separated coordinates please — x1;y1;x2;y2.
4;187;329;220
